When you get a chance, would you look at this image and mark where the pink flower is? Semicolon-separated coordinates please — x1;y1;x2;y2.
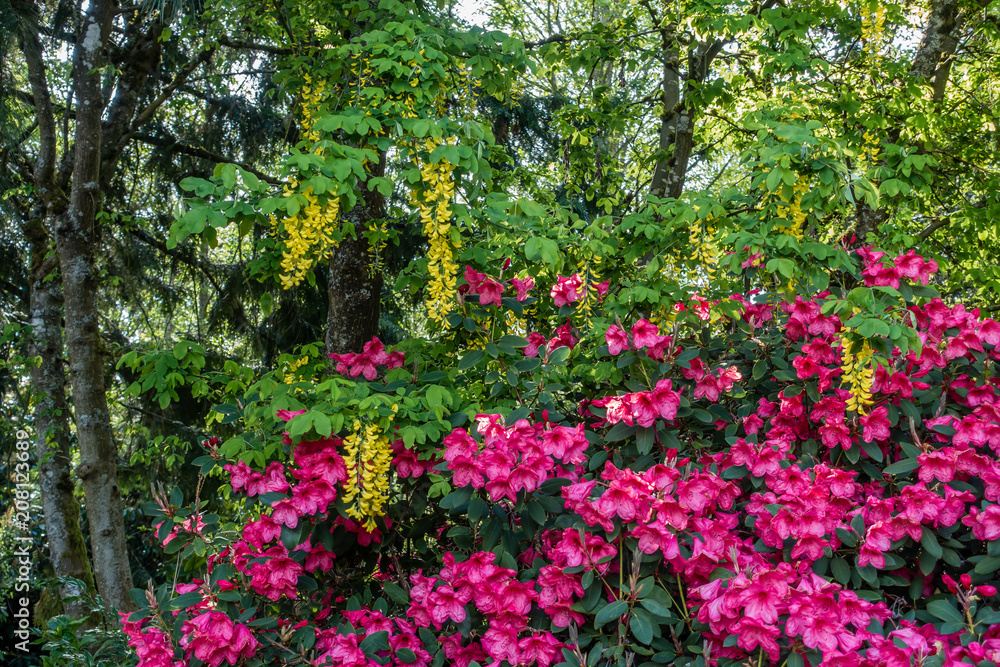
428;584;471;626
518;632;563;667
328;337;403;379
524;332;546;358
246;462;288;496
650;379;681;420
631;319;660;348
895;250;937;285
733;617;781;660
121;613;179;667
477;277;504;307
248;550;302;600
550;274;585;307
605;324;630;355
963;505;1000;541
629;392;658;428
276;409;307;422
511;276;534;301
464;266;485;292
860;406;891;442
546;321;579;353
181;611;257;667
225;460;254;493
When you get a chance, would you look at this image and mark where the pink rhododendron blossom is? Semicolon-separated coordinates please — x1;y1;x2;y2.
180;611;258;667
549;274;585;306
605;324;629;355
329;337;404;379
631;319;660;348
511;276;534;301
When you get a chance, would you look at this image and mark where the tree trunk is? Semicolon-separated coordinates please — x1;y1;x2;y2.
325;151;386;355
325;235;383;355
25;213;97;622
19;9;97;620
52;0;136;614
648;39;723;200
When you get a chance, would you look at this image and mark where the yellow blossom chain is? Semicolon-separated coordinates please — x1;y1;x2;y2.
271;74;341;289
841;335;875;414
411;137;458;324
341;418;393;531
859;128;881;174
575;256;603;320
772;178;809;240
860;2;886;52
283;355;311;385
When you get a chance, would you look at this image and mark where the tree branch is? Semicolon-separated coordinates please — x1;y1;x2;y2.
917;201;987;240
117;47;217;152
216;36;294;55
131;133;283;185
19;19;58;201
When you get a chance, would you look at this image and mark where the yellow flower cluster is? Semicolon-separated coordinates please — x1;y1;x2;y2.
283;355;311;385
689;217;717;278
412;138;458;324
341;419;393;532
269;73;343;289
841;336;875;414
300;73;325;144
271;182;341;289
772;180;809;240
860;129;881;172
860;2;886;49
505;309;528;335
575;257;603;320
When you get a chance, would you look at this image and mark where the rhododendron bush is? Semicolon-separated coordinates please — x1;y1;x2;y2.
124;249;1000;667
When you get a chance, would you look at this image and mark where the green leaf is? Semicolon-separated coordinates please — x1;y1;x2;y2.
926;599;964;624
169;591;204;610
630;608;654;645
396;648;418;663
639;597;674;620
459;349;486;370
830;557;850;585
547;346;571;365
920;527;943;560
383;582;409;605
976;556;1000;575
882;458;919;475
594;599;629;628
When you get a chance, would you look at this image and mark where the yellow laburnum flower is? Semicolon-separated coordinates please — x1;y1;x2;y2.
411;137;458;323
341;420;393;531
841;336;875;414
271;185;340;288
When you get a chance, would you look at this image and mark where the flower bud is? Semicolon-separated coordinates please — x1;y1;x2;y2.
961;573;973;588
977;585;997;597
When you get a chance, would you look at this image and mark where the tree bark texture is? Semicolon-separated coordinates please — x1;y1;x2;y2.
20;6;99;620
646;31;724;200
325;153;387;355
52;0;136;613
26;214;96;621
